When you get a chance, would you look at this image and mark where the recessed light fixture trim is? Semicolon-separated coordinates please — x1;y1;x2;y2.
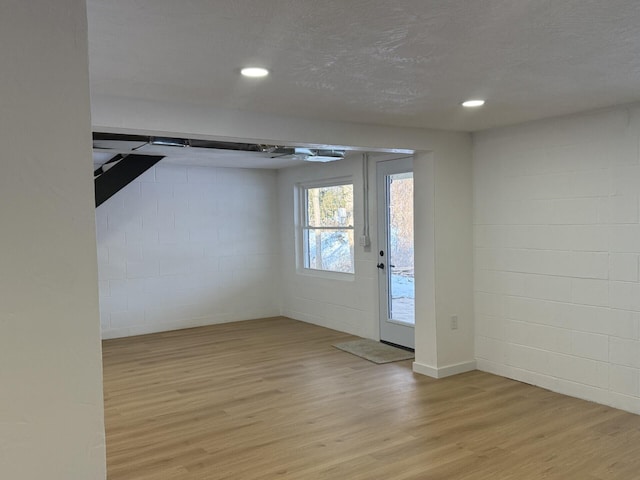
241;67;269;78
462;99;485;107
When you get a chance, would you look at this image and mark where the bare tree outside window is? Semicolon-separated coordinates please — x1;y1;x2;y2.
303;183;354;273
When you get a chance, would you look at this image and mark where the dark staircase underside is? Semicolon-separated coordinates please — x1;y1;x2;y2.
94;153;164;207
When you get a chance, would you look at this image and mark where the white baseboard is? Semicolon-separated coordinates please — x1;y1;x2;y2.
413;360;476;379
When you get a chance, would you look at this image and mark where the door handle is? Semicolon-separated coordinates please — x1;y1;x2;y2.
377;263;385;270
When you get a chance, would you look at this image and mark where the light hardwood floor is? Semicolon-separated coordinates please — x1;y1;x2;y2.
103;317;640;479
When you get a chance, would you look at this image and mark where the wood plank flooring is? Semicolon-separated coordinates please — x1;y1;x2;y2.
103;317;640;479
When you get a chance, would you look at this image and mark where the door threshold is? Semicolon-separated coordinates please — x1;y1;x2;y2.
380;340;414;353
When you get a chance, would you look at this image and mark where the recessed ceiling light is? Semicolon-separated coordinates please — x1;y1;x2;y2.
241;67;269;78
462;99;485;108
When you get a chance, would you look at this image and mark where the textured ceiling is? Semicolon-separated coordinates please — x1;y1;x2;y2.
87;0;640;132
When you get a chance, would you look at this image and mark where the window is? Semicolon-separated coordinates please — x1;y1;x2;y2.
301;180;354;274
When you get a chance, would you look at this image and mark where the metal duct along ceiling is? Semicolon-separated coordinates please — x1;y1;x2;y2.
92;132;346;163
264;146;346;163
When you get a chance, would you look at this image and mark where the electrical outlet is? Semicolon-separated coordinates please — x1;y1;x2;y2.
450;315;458;330
359;235;370;247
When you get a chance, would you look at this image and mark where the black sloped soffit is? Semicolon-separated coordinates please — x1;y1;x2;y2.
94;154;164;207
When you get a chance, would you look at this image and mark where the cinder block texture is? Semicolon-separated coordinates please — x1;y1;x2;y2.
97;164;280;339
474;106;640;415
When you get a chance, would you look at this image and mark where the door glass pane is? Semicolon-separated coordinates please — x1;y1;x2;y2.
388;172;414;324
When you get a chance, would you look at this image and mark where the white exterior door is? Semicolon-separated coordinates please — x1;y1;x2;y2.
377;157;415;349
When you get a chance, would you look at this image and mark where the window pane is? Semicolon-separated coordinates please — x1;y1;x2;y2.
307;229;354;273
306;184;353;228
388;172;414;325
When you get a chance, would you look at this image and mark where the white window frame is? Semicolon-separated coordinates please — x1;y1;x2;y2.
296;177;355;278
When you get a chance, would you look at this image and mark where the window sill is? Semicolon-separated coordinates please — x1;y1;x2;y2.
296;268;355;282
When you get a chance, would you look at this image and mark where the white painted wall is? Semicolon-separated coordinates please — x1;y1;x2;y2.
278;154;380;338
434;139;475;369
413;138;476;378
97;163;280;339
0;1;106;478
474;104;640;414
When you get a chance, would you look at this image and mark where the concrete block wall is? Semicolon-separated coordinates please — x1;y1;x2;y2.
277;154;379;339
97;163;280;339
474;105;640;414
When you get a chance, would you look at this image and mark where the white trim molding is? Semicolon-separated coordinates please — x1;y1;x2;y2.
413;360;476;379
